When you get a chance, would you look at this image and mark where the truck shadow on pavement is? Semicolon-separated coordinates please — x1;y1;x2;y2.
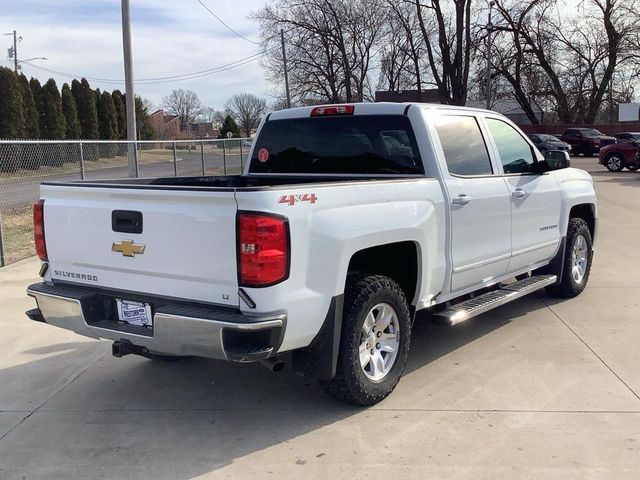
0;296;545;479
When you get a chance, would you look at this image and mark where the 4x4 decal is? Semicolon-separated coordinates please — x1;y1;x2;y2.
278;193;317;206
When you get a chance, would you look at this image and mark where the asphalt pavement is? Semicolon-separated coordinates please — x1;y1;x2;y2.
0;157;639;479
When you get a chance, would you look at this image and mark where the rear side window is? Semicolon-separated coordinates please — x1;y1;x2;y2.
434;115;493;176
486;118;536;174
249;115;424;175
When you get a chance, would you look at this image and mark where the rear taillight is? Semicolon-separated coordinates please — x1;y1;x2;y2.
310;104;354;117
237;212;289;287
33;200;47;261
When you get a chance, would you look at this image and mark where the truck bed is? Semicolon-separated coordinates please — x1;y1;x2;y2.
42;174;426;190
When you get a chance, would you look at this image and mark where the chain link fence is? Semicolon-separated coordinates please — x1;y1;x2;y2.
0;138;252;266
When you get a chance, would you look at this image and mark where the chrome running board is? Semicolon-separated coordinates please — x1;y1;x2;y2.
432;274;557;326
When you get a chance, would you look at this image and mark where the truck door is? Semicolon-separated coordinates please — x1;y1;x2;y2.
432;115;512;292
484;117;562;273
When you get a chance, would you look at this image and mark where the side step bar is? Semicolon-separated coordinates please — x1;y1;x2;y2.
432;274;557;326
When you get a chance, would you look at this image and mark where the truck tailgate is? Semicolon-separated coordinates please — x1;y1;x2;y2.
40;184;239;306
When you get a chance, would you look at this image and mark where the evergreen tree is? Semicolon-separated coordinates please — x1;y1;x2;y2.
40;79;65;140
136;96;154;140
0;67;25;172
111;89;126;139
0;67;24;172
19;74;39;139
71;78;98;139
219;115;241;138
61;83;81;139
98;91;118;140
29;78;43;135
0;67;25;136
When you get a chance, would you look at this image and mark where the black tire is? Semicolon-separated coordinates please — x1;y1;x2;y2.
318;275;411;406
605;154;625;172
546;218;593;298
627;164;639;172
583;145;594;157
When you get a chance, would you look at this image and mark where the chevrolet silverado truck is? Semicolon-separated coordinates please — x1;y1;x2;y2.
559;128;615;157
26;103;597;405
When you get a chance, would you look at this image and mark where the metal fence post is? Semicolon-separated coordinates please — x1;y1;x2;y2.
134;141;140;178
172;142;178;176
0;212;5;268
239;140;243;172
200;140;205;175
79;141;85;180
222;140;227;175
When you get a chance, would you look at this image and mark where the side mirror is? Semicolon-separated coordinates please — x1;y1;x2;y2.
543;150;571;171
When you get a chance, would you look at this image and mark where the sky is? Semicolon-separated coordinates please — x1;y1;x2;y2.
1;0;272;110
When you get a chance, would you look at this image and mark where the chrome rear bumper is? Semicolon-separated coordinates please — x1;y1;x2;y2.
27;282;285;362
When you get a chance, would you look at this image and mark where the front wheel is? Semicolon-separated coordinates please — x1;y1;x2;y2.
547;218;593;298
319;275;411;406
605;154;625;172
627;164;639;172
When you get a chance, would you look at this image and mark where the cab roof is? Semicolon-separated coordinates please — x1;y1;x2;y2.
268;102;498;121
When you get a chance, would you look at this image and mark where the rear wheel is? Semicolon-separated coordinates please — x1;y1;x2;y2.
546;218;593;298
605;154;625;172
319;275;411;406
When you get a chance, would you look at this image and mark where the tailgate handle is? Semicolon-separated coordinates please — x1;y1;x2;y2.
112;210;143;234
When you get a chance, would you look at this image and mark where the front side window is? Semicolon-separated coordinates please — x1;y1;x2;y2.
433;115;493;176
486;118;536;174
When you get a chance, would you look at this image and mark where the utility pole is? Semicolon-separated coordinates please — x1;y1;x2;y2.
280;29;291;109
121;0;138;178
12;30;17;73
485;1;495;110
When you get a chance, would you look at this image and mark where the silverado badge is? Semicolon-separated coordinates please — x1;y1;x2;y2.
112;240;146;257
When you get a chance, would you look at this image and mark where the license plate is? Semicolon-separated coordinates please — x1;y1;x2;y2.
116;299;153;328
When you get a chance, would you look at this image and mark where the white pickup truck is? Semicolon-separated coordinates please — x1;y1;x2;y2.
26;103;597;405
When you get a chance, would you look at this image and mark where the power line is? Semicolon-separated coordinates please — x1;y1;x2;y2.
197;0;261;45
20;50;269;85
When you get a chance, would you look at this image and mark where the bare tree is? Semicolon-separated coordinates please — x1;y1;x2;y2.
225;93;267;137
161;89;203;130
383;1;426;93
252;0;387;104
414;0;479;105
198;106;227;126
492;0;640;124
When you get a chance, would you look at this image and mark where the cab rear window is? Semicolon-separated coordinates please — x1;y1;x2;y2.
249;115;424;175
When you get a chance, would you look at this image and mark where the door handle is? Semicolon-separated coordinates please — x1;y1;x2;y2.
512;188;528;200
451;194;472;206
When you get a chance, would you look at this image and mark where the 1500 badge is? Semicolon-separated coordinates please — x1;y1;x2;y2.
278;193;317;206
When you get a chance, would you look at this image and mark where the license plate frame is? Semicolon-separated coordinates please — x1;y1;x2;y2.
116;299;153;328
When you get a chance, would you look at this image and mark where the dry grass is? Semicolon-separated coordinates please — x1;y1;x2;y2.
1;205;34;265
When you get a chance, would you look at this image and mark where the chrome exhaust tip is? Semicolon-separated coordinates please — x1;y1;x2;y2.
260;357;285;372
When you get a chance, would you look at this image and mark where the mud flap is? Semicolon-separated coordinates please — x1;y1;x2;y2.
292;295;344;381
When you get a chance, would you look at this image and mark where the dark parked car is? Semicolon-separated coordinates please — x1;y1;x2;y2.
528;134;572;153
599;140;640;172
613;132;640;144
559;128;616;156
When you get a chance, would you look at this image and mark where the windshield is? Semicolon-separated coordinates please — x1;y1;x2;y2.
582;129;603;136
538;134;560;142
249;115;424;175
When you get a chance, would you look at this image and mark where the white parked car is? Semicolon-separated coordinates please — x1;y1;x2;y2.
27;103;597;405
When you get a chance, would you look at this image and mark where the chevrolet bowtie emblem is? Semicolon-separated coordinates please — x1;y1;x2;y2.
112;240;146;257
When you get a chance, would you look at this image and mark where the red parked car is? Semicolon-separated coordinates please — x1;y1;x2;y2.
599;137;640;172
